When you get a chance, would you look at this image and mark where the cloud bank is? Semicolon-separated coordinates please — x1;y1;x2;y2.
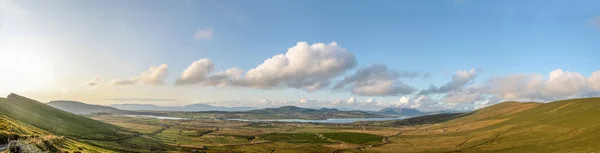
104;41;600;111
175;42;357;92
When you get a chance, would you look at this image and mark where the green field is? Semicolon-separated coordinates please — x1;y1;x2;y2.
321;132;383;145
259;133;330;143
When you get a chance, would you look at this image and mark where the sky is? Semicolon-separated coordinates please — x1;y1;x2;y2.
1;0;600;111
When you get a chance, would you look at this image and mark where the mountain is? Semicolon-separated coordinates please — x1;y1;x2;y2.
0;94;169;152
47;100;138;115
378;108;426;116
111;103;257;112
210;106;388;120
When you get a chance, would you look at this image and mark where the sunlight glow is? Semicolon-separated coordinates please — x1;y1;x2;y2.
0;39;54;93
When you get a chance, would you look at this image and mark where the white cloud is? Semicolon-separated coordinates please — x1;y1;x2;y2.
86;77;100;86
111;64;168;86
399;96;410;104
299;98;308;104
335;65;417;96
347;96;356;105
366;98;374;103
483;69;588;101
546;69;586;97
176;59;215;85
420;68;477;95
442;87;484;103
175;42;356;92
239;42;357;91
194;28;213;40
203;68;245;86
589;71;600;92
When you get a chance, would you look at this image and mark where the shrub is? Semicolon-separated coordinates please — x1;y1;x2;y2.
8;140;43;153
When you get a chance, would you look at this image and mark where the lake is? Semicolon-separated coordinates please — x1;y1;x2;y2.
228;117;408;123
124;115;189;120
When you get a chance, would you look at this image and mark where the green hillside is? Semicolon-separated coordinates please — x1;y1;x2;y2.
0;94;170;152
0;94;131;140
365;97;600;153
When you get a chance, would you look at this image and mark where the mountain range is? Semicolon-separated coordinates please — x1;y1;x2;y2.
376;108;427;116
47;100;138;115
110;103;257;112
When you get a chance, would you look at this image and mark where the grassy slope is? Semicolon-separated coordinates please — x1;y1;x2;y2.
0;95;131;140
0;95;170;152
366;98;600;153
0;98;114;153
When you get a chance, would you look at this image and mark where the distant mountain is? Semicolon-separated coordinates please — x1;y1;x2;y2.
319;108;340;112
211;106;388;120
47;100;138;115
377;108;426;116
110;103;257;112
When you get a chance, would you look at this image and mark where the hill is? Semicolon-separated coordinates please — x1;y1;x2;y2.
111;103;257;112
378;108;426;116
47;100;138;115
0;94;169;152
365;98;600;153
207;106;389;120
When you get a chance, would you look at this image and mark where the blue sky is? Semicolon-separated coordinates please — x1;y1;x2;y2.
1;0;600;111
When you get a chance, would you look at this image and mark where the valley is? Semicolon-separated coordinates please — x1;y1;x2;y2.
2;93;600;152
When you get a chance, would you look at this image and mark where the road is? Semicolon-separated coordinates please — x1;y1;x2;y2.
0;144;7;152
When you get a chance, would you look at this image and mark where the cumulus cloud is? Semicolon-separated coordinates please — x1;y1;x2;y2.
366;98;374;103
420;68;477;95
175;42;356;91
374;95;430;109
546;69;586;97
346;96;356;105
111;64;168;86
589;71;600;92
194;28;213;40
442;87;484;103
483;69;588;101
334;65;418;96
86;77;100;86
175;59;215;85
239;42;357;91
203;68;245;86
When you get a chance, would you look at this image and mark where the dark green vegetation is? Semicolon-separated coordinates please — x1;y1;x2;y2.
259;133;330;143
168;106;389;120
47;100;139;115
321;132;383;145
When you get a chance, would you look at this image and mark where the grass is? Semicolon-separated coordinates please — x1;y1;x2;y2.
321;132;383;145
366;97;600;153
259;133;331;143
